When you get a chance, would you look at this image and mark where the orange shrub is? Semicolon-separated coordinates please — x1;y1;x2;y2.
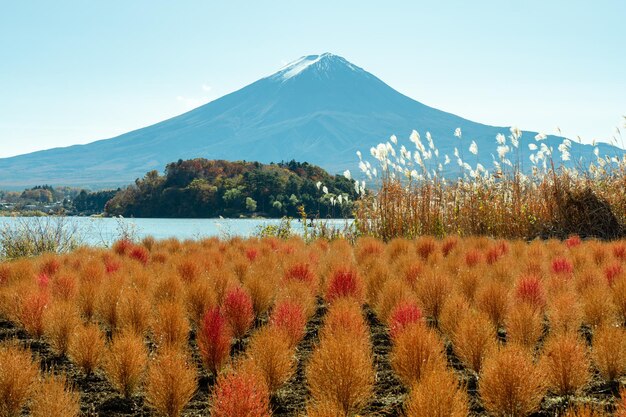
283;261;318;294
476;281;509;330
457;269;481;302
415;270;451;323
479;345;546;417
514;274;546;311
439;293;471;339
77;279;99;322
244;271;277;316
19;290;49;338
611;276;626;325
210;367;270;417
319;299;369;343
68;323;106;375
404;367;469;417
269;300;307;347
245;326;295;393
563;405;609;417
30;372;80;417
222;285;254;339
152;301;189;351
275;280;317;319
0;342;39;417
305;402;348;417
51;273;77;301
547;291;583;335
388;301;423;340
363;260;392;305
375;278;414;324
506;302;543;351
306;334;374;415
452;310;497;374
197;307;232;375
539;333;590;396
592;325;626;382
185;278;217;327
391;323;446;387
43;300;80;355
145;349;197;417
118;289;151;336
103;330;148;398
96;275;123;331
582;285;617;328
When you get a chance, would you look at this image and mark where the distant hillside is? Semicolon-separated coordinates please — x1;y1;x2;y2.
0;52;621;189
104;159;357;218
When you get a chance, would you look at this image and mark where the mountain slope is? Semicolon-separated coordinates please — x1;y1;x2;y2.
0;53;619;189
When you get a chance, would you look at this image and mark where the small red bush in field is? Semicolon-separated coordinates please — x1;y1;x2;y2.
565;235;582;248
389;301;423;340
37;272;50;290
270;300;306;347
210;369;271;417
326;266;365;304
20;291;49;338
515;275;546;311
245;247;259;262
605;263;623;286
486;241;510;265
465;250;482;267
223;286;254;338
283;263;317;290
614;244;626;261
104;257;121;274
113;239;132;255
441;237;458;257
551;257;574;275
198;308;232;375
416;238;436;260
129;246;149;265
40;258;61;276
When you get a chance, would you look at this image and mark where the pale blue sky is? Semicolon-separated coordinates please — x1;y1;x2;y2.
0;0;624;158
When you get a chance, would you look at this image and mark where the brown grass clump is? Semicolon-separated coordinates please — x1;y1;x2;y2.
539;333;591;396
452;310;497;374
319;299;369;343
306;334;374;415
506;302;544;351
592;325;626;382
43;300;80;356
476;281;509;330
145;350;197;417
547;290;583;335
404;367;469;417
185;278;217;327
479;345;546;417
103;330;148;399
152;301;189;351
439;293;471;338
68;323;106;375
245;326;295;393
582;285;617;328
30;372;80;417
390;323;446;387
0;342;39;417
18;290;49;338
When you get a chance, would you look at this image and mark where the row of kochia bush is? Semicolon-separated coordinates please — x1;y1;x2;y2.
3;235;626;416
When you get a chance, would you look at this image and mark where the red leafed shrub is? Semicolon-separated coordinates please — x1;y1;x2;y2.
37;272;50;290
416;238;436;260
283;262;317;291
551;257;574;275
270;300;306;347
565;235;582;248
441;237;458;257
605;263;623;286
465;250;482;267
223;286;254;339
245;248;259;262
614;244;626;261
40;257;61;276
326;266;365;304
112;239;133;255
515;275;546;311
20;291;49;338
197;308;232;375
104;257;121;274
486;241;510;265
129;246;149;265
210;369;271;417
388;301;423;340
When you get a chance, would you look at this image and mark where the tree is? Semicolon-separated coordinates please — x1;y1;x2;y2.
245;197;257;213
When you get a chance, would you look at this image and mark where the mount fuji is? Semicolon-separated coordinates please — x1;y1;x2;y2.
0;53;619;189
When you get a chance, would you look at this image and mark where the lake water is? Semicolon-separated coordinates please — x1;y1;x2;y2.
0;216;353;246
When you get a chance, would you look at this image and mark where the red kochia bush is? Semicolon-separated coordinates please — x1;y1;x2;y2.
269;300;307;347
614;244;626;261
565;235;582;248
210;369;271;417
551;257;574;275
465;250;482;267
37;273;50;289
605;263;623;286
283;262;317;292
222;286;254;339
197;308;232;375
113;239;133;255
40;257;61;276
388;301;423;340
129;246;149;265
245;248;259;262
325;266;365;304
515;275;546;311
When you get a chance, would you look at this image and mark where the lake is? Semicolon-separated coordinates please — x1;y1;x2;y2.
0;216;353;246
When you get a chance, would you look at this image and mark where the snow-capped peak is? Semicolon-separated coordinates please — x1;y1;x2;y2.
271;53;360;81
